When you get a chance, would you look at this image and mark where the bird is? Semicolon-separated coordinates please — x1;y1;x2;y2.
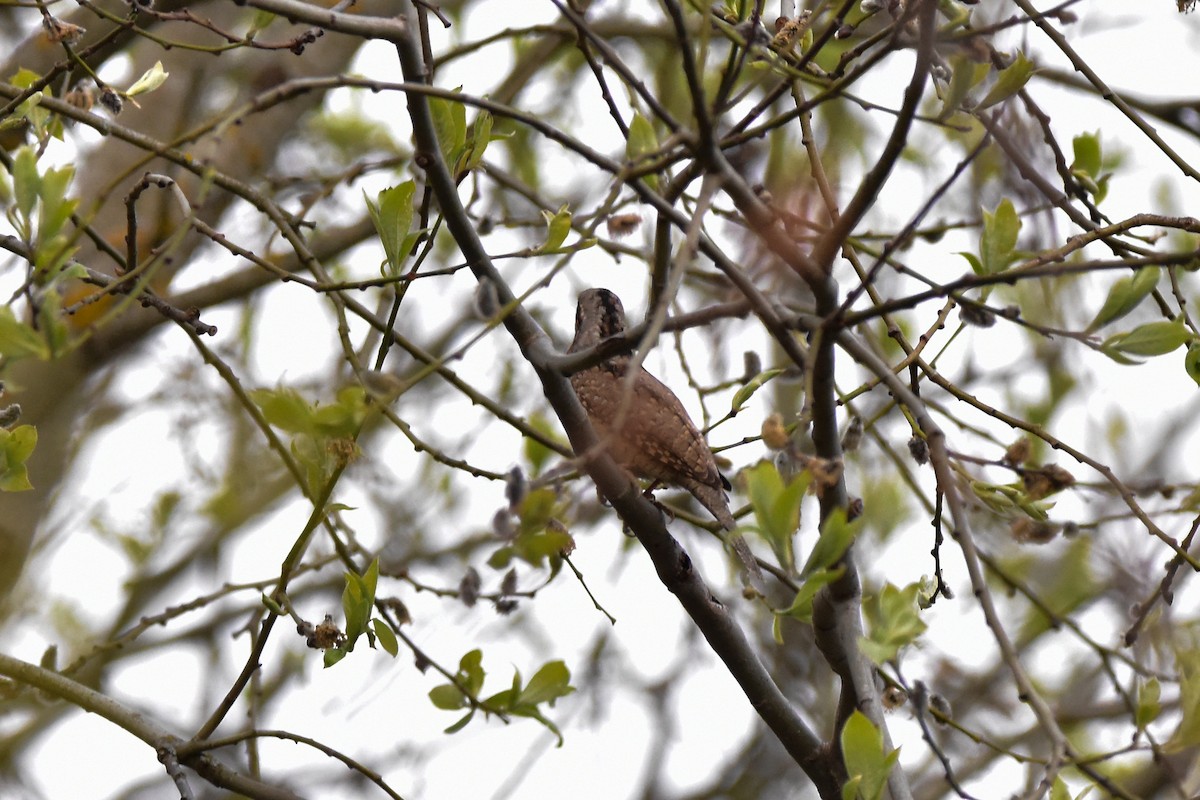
568;288;762;586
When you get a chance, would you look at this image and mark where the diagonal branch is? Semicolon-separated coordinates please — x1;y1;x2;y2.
0;653;302;800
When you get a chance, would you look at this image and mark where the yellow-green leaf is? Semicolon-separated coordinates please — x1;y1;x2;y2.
1184;342;1200;386
840;711;900;800
0;424;38;492
372;618;399;657
0;306;50;361
731;368;784;413
626;113;659;190
800;507;859;579
1136;678;1161;729
535;204;572;254
429;90;467;168
365;181;419;275
978;198;1020;275
860;582;928;664
977;51;1036;110
1104;319;1192;358
1086;268;1159;333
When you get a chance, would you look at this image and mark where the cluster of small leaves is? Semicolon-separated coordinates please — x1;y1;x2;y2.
968;476;1056;521
534;204;583;255
365;180;423;276
428;649;575;744
745;459;809;573
488;487;574;571
859;582;930;665
0;424;37;492
1;145;80;365
937;51;1035;120
324;559;399;667
771;505;860;638
0;135;92;490
750;455;863;640
250;385;369;490
2;68;65;146
960;198;1021;278
429;93;503;181
1077;264;1200;378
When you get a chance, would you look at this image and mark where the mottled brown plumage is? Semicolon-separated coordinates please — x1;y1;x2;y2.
568;288;737;531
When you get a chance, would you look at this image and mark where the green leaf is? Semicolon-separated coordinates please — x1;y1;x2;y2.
977;51;1036;110
12;145;40;223
800;507;860;579
0;425;38;492
745;460;810;573
1166;651;1200;751
429;650;486;714
0;306;50;361
34;288;69;358
1136;677;1162;729
859;582;928;664
502;488;574;567
730;368;784;413
957;251;982;275
372;618;399;656
774;567;843;630
1071;131;1102;179
245;10;277;37
250;387;318;435
976;198;1021;276
626;113;659;190
429;90;467;169
342;571;371;647
443;710;475;734
365;181;418;276
362;557;379;598
429;684;466;710
323;648;348;668
839;711;900;800
462;110;495;173
458;649;485;695
340;558;381;650
1096;344;1144;366
522;413;564;476
1070;131;1109;203
1103;319;1192;358
1085;268;1159;333
312;386;369;437
37;164;77;247
489;661;573;746
534;204;572;254
1184;343;1200;386
516;660;575;707
260;593;284;615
